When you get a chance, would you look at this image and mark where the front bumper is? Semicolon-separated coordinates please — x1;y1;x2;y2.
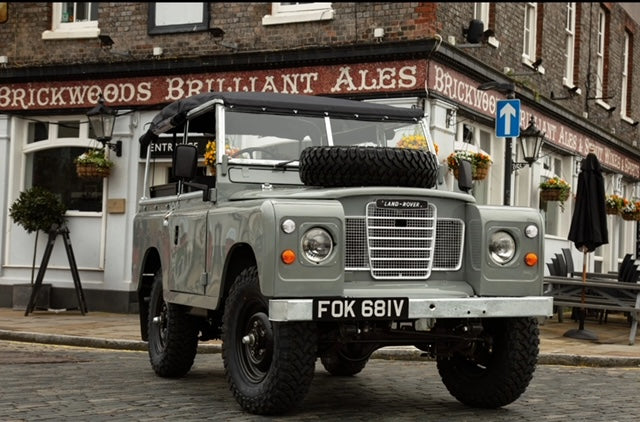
269;296;554;321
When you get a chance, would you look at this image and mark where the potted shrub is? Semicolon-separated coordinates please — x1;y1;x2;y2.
75;148;114;180
8;186;67;310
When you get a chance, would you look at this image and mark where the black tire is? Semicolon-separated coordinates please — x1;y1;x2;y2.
147;274;199;378
436;317;539;408
222;266;317;415
299;146;439;188
320;344;369;376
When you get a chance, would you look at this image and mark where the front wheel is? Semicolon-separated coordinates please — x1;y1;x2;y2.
436;317;540;408
147;275;199;378
222;266;317;415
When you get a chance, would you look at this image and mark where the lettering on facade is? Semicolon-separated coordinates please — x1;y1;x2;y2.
428;62;640;179
0;61;424;111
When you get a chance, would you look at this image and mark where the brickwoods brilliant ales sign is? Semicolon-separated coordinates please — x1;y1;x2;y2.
0;60;424;111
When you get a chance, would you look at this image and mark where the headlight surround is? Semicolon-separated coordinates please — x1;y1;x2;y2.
301;227;333;263
489;230;516;264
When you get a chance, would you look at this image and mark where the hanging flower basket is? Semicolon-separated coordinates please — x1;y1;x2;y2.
447;151;492;181
605;206;619;215
74;149;114;180
76;163;111;180
472;164;491;181
621;211;639;221
540;189;566;202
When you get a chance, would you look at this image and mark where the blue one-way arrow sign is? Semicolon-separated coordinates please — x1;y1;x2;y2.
496;99;521;138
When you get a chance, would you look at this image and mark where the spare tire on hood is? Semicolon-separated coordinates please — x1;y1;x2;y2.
299;146;439;188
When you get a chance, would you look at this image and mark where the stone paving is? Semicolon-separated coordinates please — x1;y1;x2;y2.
1;307;639;366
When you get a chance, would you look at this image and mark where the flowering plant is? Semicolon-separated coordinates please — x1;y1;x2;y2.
204;139;239;172
446;151;493;170
620;200;640;221
396;134;439;155
74;148;114;169
605;194;625;213
539;176;571;208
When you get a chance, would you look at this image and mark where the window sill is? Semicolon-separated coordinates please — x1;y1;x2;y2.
42;27;100;40
262;9;334;25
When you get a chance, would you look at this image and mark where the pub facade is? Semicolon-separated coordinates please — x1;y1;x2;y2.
1;3;639;312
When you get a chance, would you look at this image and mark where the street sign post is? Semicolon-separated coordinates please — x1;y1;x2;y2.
496;99;521;138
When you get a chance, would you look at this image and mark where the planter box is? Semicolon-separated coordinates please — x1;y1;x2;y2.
12;283;51;311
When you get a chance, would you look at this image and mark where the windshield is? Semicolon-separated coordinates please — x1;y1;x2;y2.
222;110;432;165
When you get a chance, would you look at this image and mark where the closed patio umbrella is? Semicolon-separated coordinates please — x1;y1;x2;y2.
566;151;608;340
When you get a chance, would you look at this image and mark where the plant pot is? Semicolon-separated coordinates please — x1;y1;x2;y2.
605;206;619;215
76;163;111;180
12;283;51;311
472;165;490;181
621;212;639;221
540;189;563;202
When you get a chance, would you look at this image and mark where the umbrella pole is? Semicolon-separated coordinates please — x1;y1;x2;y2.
578;250;587;331
563;248;599;341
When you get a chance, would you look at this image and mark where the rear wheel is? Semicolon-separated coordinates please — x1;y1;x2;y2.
222;266;317;415
436;317;539;408
147;274;199;378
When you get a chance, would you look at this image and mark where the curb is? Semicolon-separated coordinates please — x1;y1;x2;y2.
2;329;640;368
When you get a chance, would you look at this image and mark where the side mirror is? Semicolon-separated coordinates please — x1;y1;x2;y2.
457;158;473;193
173;144;198;180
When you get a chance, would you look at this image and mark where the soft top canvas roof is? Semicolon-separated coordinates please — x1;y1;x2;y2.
139;92;423;148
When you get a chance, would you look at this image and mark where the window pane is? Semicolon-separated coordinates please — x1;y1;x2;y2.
28;147;103;212
27;121;49;143
57;121;80;138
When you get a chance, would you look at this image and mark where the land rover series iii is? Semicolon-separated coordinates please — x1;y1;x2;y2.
133;92;553;415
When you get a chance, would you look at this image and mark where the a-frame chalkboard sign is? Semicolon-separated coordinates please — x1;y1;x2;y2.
24;226;88;316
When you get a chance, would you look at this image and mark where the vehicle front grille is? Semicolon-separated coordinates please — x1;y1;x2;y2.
345;202;464;279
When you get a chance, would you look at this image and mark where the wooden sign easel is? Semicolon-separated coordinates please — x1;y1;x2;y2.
25;226;88;316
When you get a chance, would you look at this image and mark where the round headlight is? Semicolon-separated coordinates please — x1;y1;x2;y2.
489;230;516;264
301;228;333;263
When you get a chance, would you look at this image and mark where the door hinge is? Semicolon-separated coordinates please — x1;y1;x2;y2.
200;272;208;286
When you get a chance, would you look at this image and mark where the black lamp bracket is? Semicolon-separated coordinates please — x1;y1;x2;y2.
99;139;122;157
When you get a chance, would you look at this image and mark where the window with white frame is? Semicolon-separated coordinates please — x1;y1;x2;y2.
595;7;606;100
22;118;106;213
456;123;493;205
522;3;537;65
262;2;334;25
474;2;490;25
539;153;570;237
621;31;631;119
563;2;576;87
42;2;99;40
148;3;209;35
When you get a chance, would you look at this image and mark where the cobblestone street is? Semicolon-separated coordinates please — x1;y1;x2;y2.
1;340;638;421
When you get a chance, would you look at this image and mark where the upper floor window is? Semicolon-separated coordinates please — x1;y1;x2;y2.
621;30;633;120
595;7;609;102
148;3;209;35
42;2;99;40
474;2;490;25
262;2;334;25
563;3;576;88
522;3;538;66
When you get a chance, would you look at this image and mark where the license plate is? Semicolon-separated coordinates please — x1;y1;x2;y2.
312;298;409;321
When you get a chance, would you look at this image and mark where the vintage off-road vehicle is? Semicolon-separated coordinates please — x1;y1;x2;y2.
133;92;553;415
